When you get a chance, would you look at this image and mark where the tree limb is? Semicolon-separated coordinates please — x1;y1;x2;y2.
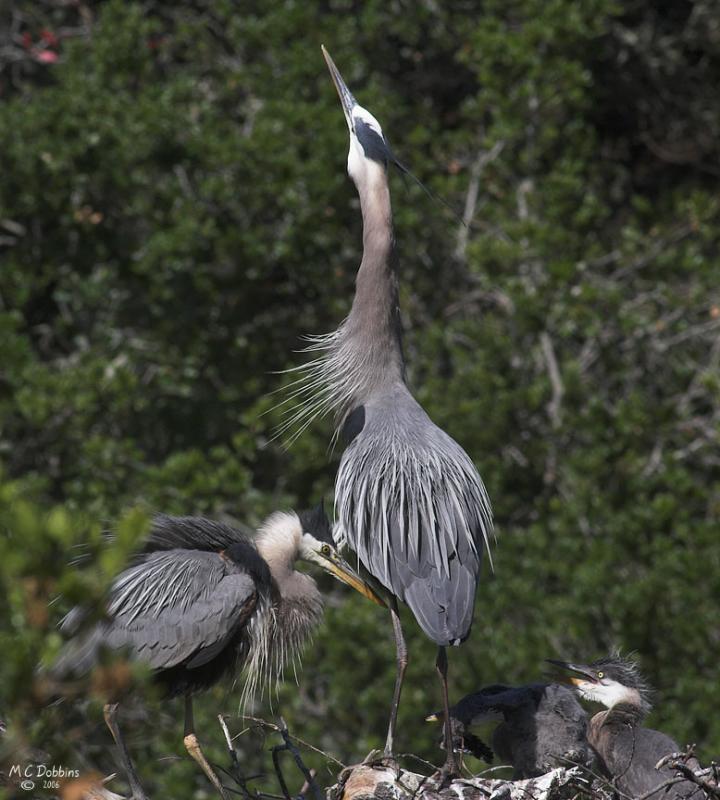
540;332;564;429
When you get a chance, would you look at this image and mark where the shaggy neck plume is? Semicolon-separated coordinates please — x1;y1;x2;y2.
242;513;323;707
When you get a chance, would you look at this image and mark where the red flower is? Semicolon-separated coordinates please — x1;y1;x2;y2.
40;29;59;46
35;49;59;64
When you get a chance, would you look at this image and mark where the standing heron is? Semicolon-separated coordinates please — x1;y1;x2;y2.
281;47;493;774
427;681;596;778
548;654;703;798
55;507;382;800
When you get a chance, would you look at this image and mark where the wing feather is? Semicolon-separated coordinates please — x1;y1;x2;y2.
336;387;492;645
143;514;248;552
57;549;257;675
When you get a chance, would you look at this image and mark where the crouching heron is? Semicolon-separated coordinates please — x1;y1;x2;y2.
549;654;703;798
54;507;383;800
279;46;493;777
427;681;596;778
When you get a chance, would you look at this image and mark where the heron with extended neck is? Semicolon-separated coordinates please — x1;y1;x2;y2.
281;48;493;775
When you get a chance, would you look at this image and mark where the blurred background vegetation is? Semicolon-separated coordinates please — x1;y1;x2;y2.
1;0;719;797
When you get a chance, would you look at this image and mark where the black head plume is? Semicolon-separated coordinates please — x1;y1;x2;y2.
590;653;653;699
299;501;333;545
359;127;466;228
355;117;393;165
322;44;464;226
391;155;465;227
548;651;654;711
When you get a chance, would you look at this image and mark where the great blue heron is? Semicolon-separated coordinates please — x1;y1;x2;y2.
548;654;703;798
280;47;493;774
55;507;382;800
427;681;596;778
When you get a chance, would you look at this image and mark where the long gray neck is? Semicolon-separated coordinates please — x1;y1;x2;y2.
344;169;405;389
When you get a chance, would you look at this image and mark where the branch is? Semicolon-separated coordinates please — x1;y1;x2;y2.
272;739;293;800
454;141;505;262
654;751;720;799
238;715;346;769
540;332;564;429
271;717;323;800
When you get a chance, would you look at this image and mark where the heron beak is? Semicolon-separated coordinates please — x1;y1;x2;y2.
323;553;386;607
321;45;357;132
545;659;599;684
425;713;440;723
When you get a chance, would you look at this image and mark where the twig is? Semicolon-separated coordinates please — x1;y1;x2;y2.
553;754;630;800
272;744;293;800
298;769;318;800
516;178;533;222
641;440;664;478
655;751;720;798
653;318;720;352
239;715;346;768
220;714;239;767
635;775;688;800
613;725;638;788
539;332;564;429
454;140;505;261
217;715;279;800
270;717;323;800
397;753;440;773
609;223;695;280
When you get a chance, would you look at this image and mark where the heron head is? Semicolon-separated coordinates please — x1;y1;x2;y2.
546;654;652;713
297;502;385;607
322;45;394;185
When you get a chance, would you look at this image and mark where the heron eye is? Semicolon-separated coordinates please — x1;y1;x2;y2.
321;544;332;556
597;671;604;679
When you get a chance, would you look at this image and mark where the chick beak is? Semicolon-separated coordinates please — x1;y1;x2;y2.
545;659;599;685
321;45;357;132
323;553;386;607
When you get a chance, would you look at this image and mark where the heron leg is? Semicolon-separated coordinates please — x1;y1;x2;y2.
183;694;228;800
435;646;460;779
103;703;147;800
383;597;408;758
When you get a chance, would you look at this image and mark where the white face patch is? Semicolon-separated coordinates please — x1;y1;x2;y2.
346;131;387;185
298;532;336;567
299;532;321;561
576;678;640;708
347;135;365;182
345;103;387;183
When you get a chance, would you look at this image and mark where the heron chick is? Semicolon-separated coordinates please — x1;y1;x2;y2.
427;682;595;778
549;654;703;799
55;506;383;800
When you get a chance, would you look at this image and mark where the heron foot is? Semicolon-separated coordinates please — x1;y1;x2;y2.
184;732;228;800
431;756;461;789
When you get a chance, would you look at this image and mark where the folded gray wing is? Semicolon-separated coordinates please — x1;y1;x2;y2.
58;550;257;673
336;388;492;645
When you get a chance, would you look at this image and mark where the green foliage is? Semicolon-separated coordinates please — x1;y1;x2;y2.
1;1;719;796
